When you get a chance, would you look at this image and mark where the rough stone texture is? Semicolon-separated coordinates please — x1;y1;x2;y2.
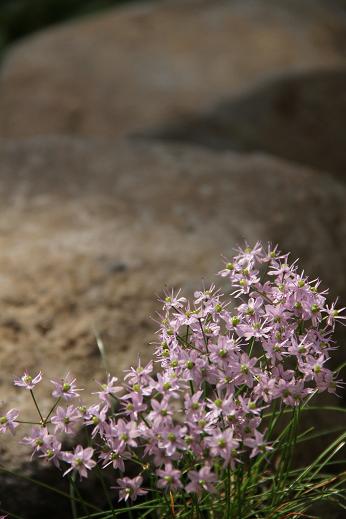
148;67;346;180
0;137;345;516
0;0;346;138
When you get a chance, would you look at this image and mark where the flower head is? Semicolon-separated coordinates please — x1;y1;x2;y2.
186;465;217;494
14;371;42;390
50;373;82;400
156;463;183;491
115;475;148;502
51;405;80;435
63;445;96;479
0;409;19;435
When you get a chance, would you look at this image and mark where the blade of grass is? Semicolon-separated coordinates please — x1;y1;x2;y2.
93;328;109;373
289;432;346;491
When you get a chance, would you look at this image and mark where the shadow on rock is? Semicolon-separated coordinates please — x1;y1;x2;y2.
145;68;346;180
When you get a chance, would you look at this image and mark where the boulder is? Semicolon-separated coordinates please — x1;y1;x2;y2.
149;67;346;180
0;137;345;516
0;0;345;138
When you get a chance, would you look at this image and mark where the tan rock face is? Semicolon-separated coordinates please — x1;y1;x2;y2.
0;0;345;138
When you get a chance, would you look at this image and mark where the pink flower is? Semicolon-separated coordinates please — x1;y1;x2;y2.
63;445;96;479
121;393;147;420
157;425;187;457
160;289;187;311
156;463;183;491
115;475;148;502
39;436;62;468
243;430;273;458
148;398;174;427
205;428;239;467
124;360;154;386
99;439;128;472
22;426;50;455
14;371;42;390
113;418;139;450
51;405;80;434
323;302;346;328
50;373;82;400
84;404;108;438
0;409;19;434
93;374;122;408
186;465;217;494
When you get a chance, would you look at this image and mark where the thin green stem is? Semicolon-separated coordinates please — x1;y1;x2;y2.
248;337;255;358
69;474;78;518
44;397;61;425
29;389;44;423
225;466;231;519
163;490;175;519
189;380;195;395
14;420;43;425
95;464;115;518
126;500;134;519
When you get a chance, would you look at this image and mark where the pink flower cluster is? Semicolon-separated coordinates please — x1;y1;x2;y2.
1;243;344;503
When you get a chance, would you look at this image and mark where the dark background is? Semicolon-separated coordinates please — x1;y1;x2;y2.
0;0;139;58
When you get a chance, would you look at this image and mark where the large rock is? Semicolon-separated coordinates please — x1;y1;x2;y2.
0;0;345;138
150;67;346;180
0;137;345;516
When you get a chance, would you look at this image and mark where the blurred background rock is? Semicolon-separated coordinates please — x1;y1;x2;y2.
0;1;345;517
0;0;139;60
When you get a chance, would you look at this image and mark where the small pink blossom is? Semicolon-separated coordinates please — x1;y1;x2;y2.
243;430;273;458
22;426;50;455
156;463;183;491
186;465;217;494
50;373;82;400
51;405;80;434
0;409;19;434
93;374;122;408
14;371;42;390
115;475;148;502
63;445;96;479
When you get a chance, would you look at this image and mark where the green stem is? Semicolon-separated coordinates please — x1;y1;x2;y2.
126;501;134;519
44;397;61;425
30;389;44;423
163;491;175;519
248;337;255;358
189;380;195;395
69;474;78;518
95;464;115;518
225;466;231;519
14;420;43;425
193;494;201;518
236;466;243;518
